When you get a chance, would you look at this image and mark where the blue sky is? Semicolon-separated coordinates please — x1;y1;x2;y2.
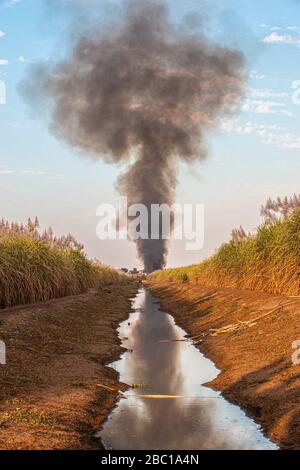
0;0;299;268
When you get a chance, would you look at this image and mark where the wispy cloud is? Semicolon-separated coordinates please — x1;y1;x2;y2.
0;167;48;177
242;99;293;117
0;59;8;65
241;85;293;117
286;26;300;32
221;119;283;135
249;70;290;83
0;169;15;175
0;30;5;38
256;129;300;149
221;119;300;149
20;169;48;176
248;88;289;99
262;32;300;46
0;167;66;180
260;24;300;34
250;70;265;80
17;55;32;63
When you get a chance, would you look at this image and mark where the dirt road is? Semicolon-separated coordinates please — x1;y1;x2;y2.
0;281;137;450
148;279;300;450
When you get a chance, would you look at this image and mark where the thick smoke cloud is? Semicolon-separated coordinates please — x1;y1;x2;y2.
22;0;245;272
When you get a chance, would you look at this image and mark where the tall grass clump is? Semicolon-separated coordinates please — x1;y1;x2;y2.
150;195;300;297
0;217;122;308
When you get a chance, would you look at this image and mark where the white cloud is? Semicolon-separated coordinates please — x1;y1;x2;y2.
0;169;15;175
0;59;8;65
269;77;290;83
0;30;5;38
242;99;293;117
250;70;265;80
281;138;300;149
20;169;48;176
262;32;300;46
248;88;289;99
243;86;292;117
260;24;300;34
287;26;300;32
270;27;284;32
221;119;283;135
17;55;32;63
255;102;293;117
258;130;300;149
249;71;290;83
0;167;49;177
221;118;300;150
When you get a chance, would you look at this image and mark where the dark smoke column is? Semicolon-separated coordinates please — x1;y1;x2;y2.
22;0;245;272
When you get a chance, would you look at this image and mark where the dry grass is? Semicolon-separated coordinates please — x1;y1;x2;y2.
150;206;300;297
0;230;122;308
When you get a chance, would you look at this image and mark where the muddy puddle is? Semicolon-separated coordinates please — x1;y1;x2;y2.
99;288;278;450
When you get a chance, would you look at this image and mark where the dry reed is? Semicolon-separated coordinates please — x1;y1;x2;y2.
0;218;122;308
150;203;300;297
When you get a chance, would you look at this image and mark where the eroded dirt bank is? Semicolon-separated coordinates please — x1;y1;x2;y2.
0;281;137;450
147;280;300;450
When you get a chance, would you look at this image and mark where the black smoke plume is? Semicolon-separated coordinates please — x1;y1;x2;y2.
21;0;245;272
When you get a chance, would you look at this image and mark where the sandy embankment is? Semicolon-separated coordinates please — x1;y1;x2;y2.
148;279;300;450
0;281;137;450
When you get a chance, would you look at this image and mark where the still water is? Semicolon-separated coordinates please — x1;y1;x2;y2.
99;289;277;450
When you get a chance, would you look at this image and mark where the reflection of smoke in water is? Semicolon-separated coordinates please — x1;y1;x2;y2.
99;289;278;450
21;0;245;272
